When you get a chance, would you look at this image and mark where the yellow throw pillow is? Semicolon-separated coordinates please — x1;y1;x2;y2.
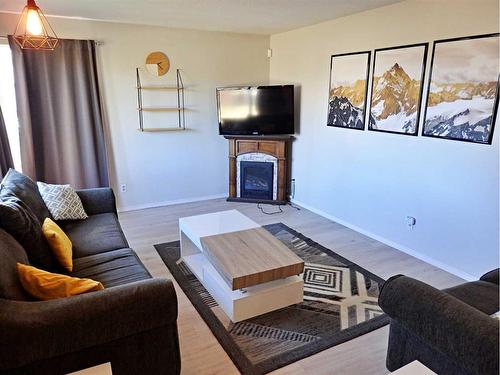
42;217;73;272
17;263;104;301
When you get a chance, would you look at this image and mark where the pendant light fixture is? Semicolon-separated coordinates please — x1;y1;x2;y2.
13;0;58;50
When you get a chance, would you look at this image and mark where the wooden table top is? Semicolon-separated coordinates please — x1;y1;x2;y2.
200;227;304;290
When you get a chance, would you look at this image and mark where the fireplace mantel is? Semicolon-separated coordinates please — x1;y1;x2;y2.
224;135;293;141
225;135;292;205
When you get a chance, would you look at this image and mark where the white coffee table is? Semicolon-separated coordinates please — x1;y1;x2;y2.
179;210;304;322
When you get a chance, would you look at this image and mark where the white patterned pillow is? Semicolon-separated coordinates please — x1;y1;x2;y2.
37;182;88;220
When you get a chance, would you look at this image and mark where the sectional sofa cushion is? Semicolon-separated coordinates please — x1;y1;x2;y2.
0;169;51;224
37;182;88;220
17;263;104;301
0;229;31;301
42;218;73;272
59;213;129;258
71;248;151;288
0;198;58;271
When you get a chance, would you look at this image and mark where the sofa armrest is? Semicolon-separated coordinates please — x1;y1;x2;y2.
76;188;117;215
0;278;178;370
480;269;499;285
379;275;499;375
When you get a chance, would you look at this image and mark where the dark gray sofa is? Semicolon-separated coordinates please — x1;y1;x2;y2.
0;182;181;374
379;270;499;375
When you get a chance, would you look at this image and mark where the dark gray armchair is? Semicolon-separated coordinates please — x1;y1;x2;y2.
379;269;499;375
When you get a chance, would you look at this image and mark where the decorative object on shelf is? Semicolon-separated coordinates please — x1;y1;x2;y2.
369;43;428;136
12;0;58;50
136;68;186;132
423;33;499;144
327;51;371;130
145;51;170;77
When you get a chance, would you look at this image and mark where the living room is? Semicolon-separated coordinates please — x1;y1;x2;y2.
0;0;498;374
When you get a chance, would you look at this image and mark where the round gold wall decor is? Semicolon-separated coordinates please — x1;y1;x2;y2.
145;51;170;76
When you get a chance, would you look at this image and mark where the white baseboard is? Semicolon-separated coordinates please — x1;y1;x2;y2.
118;194;226;213
291;198;477;281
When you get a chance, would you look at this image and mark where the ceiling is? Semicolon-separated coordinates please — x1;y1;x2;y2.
0;0;404;35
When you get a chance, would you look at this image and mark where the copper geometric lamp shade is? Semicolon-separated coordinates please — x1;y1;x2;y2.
13;0;58;50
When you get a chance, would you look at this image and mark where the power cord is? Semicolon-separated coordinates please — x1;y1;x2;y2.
257;203;283;215
256;202;301;215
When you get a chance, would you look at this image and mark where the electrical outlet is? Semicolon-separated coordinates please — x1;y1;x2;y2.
291;179;296;199
120;184;127;193
406;216;416;229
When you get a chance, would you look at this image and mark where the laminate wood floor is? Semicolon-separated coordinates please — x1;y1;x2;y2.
118;199;464;375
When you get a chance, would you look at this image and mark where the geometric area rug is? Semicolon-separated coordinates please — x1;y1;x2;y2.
154;223;389;375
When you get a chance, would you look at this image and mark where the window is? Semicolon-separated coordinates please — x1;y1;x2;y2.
0;42;22;171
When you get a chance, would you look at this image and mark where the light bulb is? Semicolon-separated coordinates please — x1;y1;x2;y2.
26;8;43;35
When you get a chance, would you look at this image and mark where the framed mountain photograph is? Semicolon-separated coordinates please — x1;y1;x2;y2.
327;51;371;130
369;43;428;135
423;33;500;144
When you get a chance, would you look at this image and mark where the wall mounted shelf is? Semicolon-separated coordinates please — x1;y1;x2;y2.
137;127;188;132
136;85;179;90
138;107;185;111
136;85;177;90
136;68;186;132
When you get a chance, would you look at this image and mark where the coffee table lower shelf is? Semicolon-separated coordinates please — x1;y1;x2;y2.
183;253;303;322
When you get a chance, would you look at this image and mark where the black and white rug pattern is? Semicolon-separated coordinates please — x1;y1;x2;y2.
155;223;389;375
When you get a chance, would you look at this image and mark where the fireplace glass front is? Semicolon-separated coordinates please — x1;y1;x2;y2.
240;161;274;200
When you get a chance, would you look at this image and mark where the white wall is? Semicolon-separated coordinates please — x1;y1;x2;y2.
0;13;270;211
269;0;500;279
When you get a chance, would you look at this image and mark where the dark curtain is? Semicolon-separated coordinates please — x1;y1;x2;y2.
0;106;14;177
8;36;109;188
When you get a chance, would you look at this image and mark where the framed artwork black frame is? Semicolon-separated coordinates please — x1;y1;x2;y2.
327;50;371;131
368;42;429;136
422;33;500;145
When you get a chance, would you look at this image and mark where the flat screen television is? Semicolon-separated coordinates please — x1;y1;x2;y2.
217;85;294;135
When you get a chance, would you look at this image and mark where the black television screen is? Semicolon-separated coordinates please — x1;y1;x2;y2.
217;85;294;135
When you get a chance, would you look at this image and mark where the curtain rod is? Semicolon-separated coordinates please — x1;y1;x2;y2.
0;35;103;45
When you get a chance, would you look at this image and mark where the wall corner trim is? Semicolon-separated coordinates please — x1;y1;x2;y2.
290;198;478;282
